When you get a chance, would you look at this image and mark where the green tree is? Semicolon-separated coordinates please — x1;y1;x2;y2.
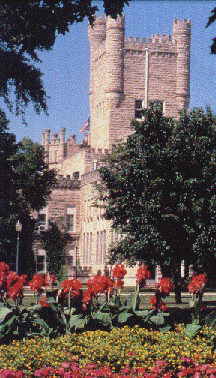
0;110;17;262
0;1;130;117
41;222;70;281
99;103;216;302
206;7;216;54
0;112;56;274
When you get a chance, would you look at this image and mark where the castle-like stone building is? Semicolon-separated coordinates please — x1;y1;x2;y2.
34;15;191;283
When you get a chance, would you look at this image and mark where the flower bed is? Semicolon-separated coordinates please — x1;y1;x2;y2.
0;325;216;377
1;261;215;376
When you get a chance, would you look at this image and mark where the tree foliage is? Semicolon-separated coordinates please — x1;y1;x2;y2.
206;6;216;54
0;111;56;273
0;0;130;117
41;222;70;280
99;103;216;297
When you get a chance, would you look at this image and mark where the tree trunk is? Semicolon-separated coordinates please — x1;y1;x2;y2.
173;262;182;304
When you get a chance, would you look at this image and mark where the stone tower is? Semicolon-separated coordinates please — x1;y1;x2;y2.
172;19;191;112
88;15;191;151
38;15;191;283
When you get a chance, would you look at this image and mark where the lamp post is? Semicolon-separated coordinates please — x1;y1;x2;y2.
15;220;22;275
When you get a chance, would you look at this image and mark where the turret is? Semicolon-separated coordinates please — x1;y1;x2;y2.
105;15;125;101
172;19;191;112
88;15;106;50
60;127;66;161
88;15;106;96
43;129;50;164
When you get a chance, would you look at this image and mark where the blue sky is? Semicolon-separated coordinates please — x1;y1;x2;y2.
2;1;216;144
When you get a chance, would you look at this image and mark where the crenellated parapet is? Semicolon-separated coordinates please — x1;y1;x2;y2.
124;34;173;51
42;129;85;165
55;175;81;190
88;15;106;50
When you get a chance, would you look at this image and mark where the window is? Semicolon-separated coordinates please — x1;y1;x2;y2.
83;233;91;266
100;231;103;264
36;249;46;273
96;232;99;264
86;232;89;264
66;255;73;266
38;214;46;226
149;100;165;114
135;100;165;119
66;207;76;232
66;214;74;231
135;99;144;119
83;234;86;265
103;230;106;264
89;232;92;265
37;207;48;231
37;256;45;272
154;100;164;112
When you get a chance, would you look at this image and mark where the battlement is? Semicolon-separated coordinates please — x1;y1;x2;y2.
66;134;77;145
106;14;125;30
93;14;106;24
173;18;191;25
124;33;173;51
92;14;124;23
55;175;81;190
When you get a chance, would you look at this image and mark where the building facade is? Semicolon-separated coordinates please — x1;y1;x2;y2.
34;15;191;284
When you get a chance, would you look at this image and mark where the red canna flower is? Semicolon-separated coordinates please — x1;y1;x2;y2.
157;277;174;295
61;278;82;299
7;275;26;300
159;301;168;312
0;262;10;279
116;278;124;289
82;287;93;305
45;273;55;288
149;295;157;310
29;274;45;293
188;274;207;295
149;293;168;312
136;265;151;287
86;275;114;297
40;297;49;307
6;272;20;291
112;264;127;279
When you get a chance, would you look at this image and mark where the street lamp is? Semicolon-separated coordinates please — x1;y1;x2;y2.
15;220;22;275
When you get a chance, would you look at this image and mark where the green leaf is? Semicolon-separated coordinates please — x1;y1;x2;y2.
134;310;149;318
111;295;122;308
0;315;18;339
92;312;112;326
0;307;13;323
159;325;172;333
69;315;87;330
204;311;216;327
150;313;165;326
64;307;76;316
33;318;50;334
185;324;201;338
118;311;133;324
125;293;140;311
